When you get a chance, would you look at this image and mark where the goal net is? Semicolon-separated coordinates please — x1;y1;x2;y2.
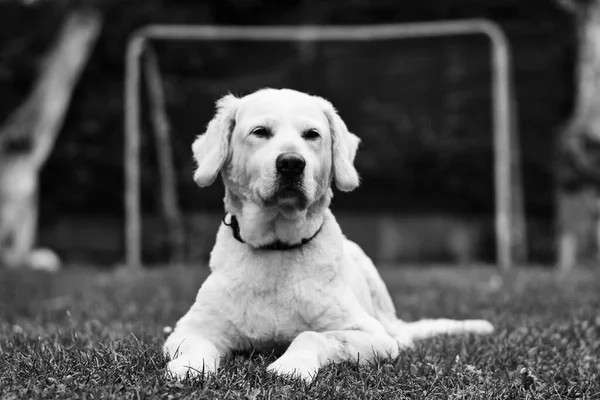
128;23;517;267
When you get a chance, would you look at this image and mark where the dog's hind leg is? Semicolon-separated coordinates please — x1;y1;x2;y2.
344;240;397;321
398;318;494;341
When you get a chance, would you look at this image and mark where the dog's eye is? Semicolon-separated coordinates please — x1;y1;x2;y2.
251;127;272;138
303;129;320;140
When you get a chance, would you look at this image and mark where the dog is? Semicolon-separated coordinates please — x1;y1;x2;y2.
163;88;494;382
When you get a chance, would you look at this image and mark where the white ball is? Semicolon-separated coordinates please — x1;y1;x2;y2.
27;248;61;273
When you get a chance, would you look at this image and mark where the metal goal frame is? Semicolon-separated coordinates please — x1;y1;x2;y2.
124;20;520;269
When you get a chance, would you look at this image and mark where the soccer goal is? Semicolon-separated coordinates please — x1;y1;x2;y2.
124;20;523;270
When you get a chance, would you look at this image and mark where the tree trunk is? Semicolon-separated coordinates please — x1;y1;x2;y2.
557;0;600;272
0;7;103;269
143;46;186;266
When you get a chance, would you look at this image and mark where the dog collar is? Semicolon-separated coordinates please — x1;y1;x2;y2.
222;214;323;251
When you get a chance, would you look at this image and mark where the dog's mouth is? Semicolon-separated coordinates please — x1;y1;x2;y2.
263;184;308;210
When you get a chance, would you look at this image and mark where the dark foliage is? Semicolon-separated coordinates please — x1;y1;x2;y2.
0;0;574;220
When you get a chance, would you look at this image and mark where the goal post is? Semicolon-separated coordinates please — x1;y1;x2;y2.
124;20;522;270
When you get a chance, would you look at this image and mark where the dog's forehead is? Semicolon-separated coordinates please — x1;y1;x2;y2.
237;90;327;123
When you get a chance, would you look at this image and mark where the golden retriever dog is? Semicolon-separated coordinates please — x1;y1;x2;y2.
164;88;493;382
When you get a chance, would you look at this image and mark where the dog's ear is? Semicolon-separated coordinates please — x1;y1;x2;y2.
192;94;240;187
315;97;361;192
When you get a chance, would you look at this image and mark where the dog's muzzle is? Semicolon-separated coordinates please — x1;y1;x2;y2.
271;152;308;208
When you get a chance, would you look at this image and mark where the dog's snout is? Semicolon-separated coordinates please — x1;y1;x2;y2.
276;153;306;177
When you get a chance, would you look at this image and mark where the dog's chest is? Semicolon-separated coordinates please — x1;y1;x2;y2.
225;259;345;350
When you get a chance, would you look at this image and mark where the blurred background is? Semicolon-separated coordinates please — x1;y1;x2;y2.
0;0;594;270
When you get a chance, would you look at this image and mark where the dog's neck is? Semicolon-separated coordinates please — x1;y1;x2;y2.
223;189;331;248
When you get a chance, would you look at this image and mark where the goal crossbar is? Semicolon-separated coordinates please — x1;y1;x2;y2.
124;19;520;269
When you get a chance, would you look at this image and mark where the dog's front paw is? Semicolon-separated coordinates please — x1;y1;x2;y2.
267;354;319;383
166;356;216;381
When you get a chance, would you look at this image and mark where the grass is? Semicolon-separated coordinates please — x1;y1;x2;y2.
1;264;599;399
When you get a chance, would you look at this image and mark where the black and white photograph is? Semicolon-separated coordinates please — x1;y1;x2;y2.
0;0;599;398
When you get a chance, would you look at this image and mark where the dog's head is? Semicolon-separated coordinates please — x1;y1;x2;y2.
192;88;360;213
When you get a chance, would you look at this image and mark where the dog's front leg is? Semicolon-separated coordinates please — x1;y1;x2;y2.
267;329;403;383
164;335;223;380
163;311;233;380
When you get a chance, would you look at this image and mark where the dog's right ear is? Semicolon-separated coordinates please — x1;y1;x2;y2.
192;94;240;187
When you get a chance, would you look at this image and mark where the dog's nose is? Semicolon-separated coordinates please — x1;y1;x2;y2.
276;153;306;177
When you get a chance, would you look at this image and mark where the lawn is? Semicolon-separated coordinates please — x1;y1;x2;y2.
1;265;599;399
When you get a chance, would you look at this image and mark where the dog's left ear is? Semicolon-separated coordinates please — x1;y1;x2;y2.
192;94;240;187
315;97;361;192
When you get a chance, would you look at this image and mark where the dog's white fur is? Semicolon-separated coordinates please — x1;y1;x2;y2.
164;88;493;382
